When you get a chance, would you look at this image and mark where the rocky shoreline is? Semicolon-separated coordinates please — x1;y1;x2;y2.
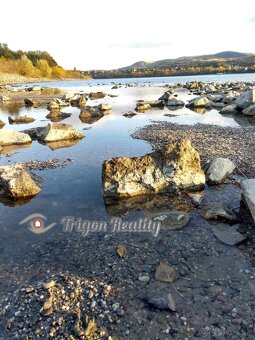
1;79;255;339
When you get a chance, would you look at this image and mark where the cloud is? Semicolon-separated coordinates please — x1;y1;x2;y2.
110;41;172;49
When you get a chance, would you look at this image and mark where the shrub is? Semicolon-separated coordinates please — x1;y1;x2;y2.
37;59;52;77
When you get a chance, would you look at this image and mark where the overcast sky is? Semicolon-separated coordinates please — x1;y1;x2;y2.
1;0;255;70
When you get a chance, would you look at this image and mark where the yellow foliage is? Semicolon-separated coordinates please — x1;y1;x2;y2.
52;66;66;78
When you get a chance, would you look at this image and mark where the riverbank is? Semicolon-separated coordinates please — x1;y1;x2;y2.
0;72;91;86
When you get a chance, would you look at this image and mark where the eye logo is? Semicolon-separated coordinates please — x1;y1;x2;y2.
19;213;56;234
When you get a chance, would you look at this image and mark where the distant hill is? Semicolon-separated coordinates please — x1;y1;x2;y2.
119;51;255;70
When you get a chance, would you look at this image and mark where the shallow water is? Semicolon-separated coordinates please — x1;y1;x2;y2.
0;74;255;250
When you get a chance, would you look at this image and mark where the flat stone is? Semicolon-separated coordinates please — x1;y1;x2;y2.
150;211;189;230
155;262;180;283
8;116;35;124
212;223;247;246
241;179;255;223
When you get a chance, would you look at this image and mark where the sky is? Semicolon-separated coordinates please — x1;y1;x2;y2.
1;0;255;70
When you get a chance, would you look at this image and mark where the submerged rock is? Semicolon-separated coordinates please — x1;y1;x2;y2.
0;164;41;199
212;223;246;246
0;129;32;146
201;202;238;222
149;210;190;230
123;111;137;118
241;179;255;223
8;116;35;124
37;123;84;143
102;139;205;198
0;95;11;102
204;157;236;184
137;100;165;108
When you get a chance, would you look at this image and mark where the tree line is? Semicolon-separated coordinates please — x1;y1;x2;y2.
0;43;89;79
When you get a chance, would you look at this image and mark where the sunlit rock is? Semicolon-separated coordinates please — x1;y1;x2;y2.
0;164;41;199
102;139;205;198
241;179;255;223
38;123;84;143
0;129;32;146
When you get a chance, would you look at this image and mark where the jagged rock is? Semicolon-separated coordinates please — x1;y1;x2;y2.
236;89;255;109
212;223;246;246
37;123;84;143
0;119;5;128
89;92;106;100
223;91;240;104
241;179;255;223
187;96;211;108
102;139;205;198
158;91;172;102
0;95;11;102
8;116;35;124
201;202;238;222
243;104;255;116
0;129;32;146
24;98;40;107
204;158;236;184
0;164;41;198
219;104;238;114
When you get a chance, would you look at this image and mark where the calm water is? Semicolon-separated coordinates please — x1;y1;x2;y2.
0;73;255;245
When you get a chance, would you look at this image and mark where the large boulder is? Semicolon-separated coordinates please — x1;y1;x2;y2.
236;89;255;110
241;179;255;223
243;104;255;116
0;129;32;146
102;139;205;198
0;164;41;199
204;158;236;184
37;123;84;143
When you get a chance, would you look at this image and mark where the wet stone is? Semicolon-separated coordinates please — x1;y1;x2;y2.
201;202;238;222
149;210;190;230
145;293;176;311
212;223;247;246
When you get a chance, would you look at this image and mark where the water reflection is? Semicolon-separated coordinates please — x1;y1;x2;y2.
45;139;81;151
189;107;211;115
104;193;193;216
0;101;24;114
0;143;32;156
